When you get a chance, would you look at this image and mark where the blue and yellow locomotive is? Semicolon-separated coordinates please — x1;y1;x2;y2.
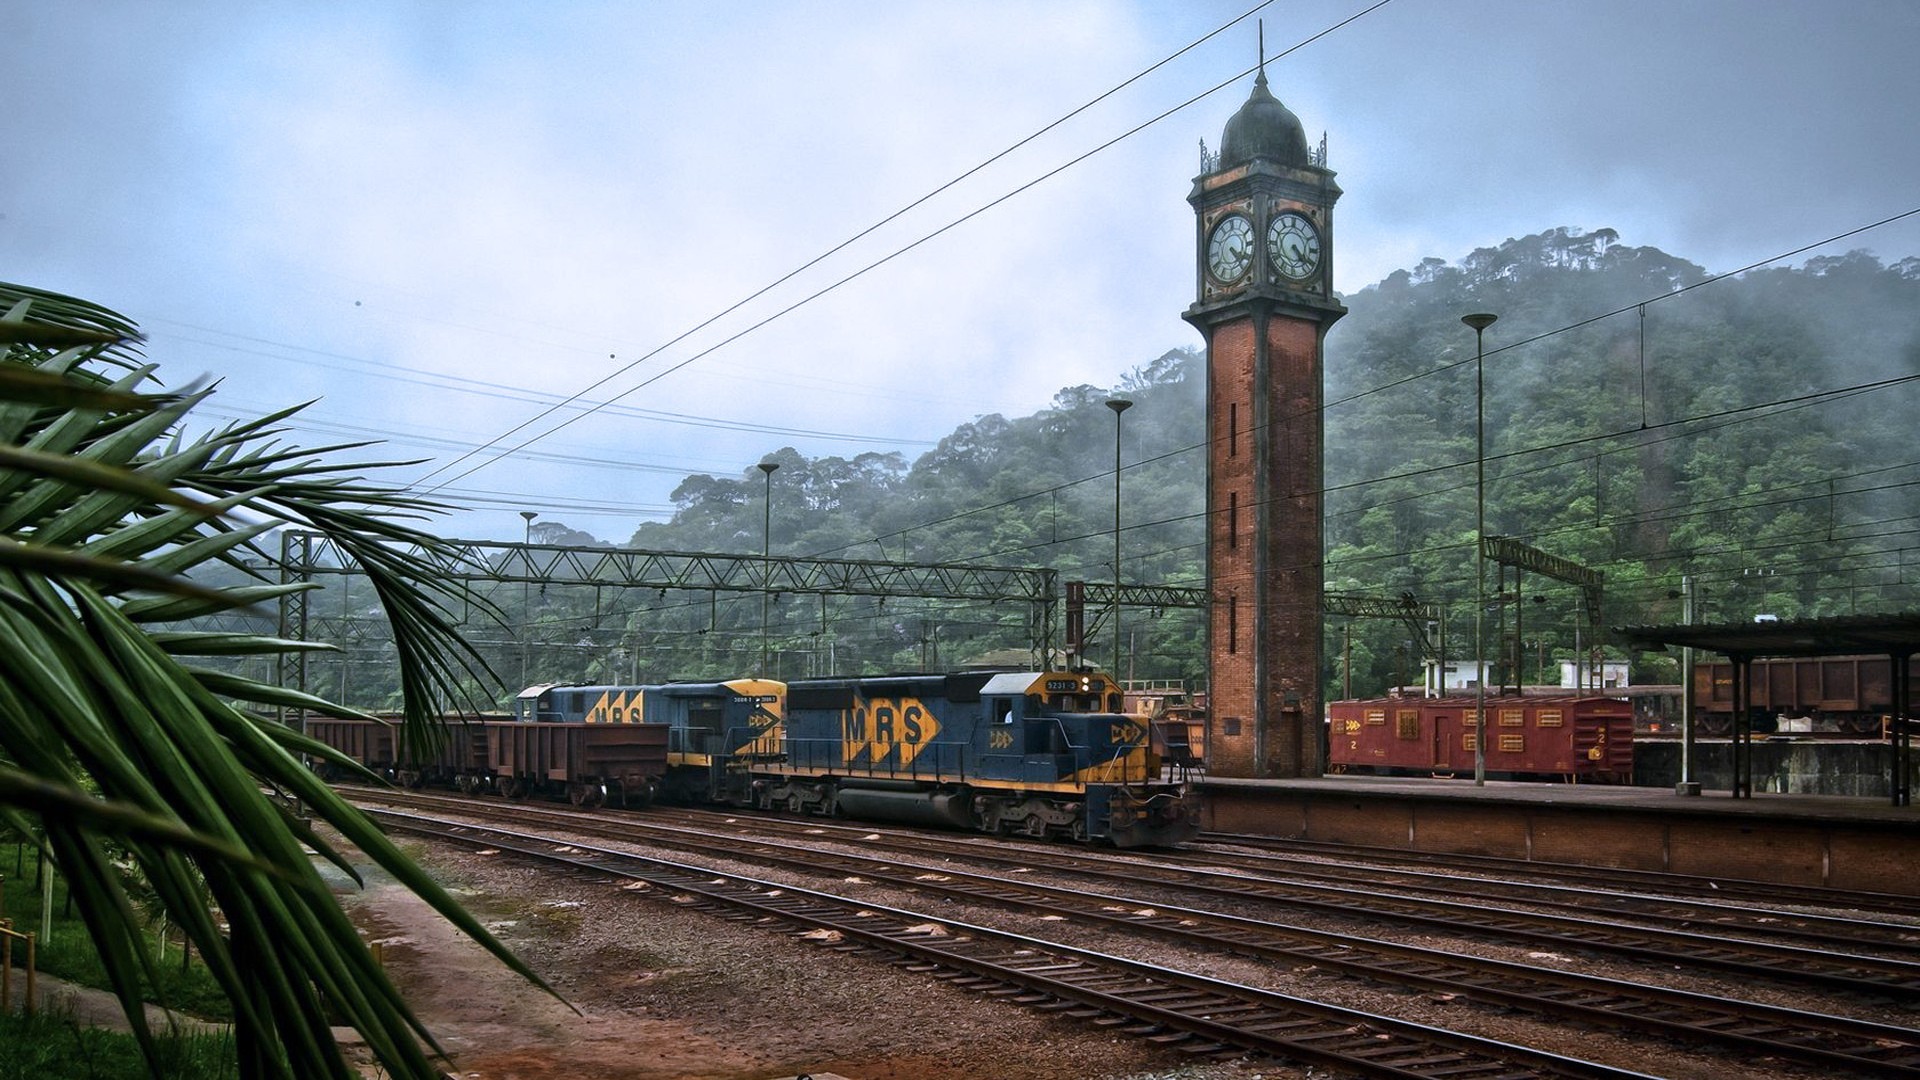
513;669;1200;847
739;669;1201;847
514;677;784;802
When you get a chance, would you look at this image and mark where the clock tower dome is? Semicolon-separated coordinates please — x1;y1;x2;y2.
1183;62;1344;778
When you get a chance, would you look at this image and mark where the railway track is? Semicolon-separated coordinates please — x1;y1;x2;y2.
628;805;1920;999
1206;831;1917;917
348;790;1920;1076
1163;842;1920;960
360;802;1660;1079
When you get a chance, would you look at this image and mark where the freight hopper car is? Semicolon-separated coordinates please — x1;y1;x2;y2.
513;678;787;801
1693;655;1915;736
722;670;1202;847
1327;696;1633;782
304;710;668;807
304;715;489;789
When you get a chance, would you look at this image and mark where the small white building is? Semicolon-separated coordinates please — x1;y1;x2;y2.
1559;659;1631;689
1418;658;1631;694
1423;659;1495;695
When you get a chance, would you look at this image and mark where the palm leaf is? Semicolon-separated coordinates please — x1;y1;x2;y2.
0;767;293;881
0;281;546;1079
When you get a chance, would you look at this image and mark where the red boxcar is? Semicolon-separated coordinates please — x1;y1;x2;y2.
1327;696;1634;782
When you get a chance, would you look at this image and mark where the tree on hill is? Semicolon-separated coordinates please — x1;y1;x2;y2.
602;229;1919;695
207;229;1920;703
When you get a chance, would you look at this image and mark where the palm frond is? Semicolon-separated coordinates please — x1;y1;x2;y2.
0;281;541;1079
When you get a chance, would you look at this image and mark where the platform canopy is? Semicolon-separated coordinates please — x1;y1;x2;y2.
1614;612;1919;806
1615;611;1920;659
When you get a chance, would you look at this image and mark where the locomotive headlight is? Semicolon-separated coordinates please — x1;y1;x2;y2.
1079;676;1092;693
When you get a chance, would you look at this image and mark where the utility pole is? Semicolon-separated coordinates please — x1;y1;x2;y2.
519;510;537;689
1462;312;1497;785
1678;574;1700;795
1106;398;1132;680
758;462;778;674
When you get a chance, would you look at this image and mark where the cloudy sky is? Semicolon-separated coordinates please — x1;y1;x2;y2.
9;1;1918;545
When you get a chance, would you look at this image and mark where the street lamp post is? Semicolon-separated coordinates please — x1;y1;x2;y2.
1106;399;1132;679
519;510;538;689
1461;313;1497;786
758;461;779;674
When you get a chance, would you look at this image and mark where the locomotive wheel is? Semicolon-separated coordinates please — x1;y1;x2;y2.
569;783;603;809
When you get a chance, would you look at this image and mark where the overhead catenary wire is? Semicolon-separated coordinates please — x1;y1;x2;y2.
817;212;1920;578
166;324;939;448
412;0;1398;497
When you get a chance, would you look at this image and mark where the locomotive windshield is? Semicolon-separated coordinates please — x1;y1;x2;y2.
1048;692;1105;713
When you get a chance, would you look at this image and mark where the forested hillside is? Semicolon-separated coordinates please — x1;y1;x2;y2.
1324;229;1920;690
296;228;1920;707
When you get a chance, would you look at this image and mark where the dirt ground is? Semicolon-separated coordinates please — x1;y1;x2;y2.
13;829;1859;1080
336;846;1267;1080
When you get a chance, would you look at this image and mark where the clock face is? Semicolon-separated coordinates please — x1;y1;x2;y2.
1267;211;1322;282
1206;214;1254;283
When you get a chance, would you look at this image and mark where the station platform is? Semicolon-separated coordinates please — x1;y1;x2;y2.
1196;774;1919;896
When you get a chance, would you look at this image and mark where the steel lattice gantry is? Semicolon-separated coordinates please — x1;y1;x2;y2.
1482;534;1604;694
276;531;1061;680
1065;583;1440;677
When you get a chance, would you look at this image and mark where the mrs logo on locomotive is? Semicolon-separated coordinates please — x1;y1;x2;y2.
841;697;940;768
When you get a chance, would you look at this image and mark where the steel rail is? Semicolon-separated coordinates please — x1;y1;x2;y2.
352;791;1920;1076
635;806;1920;998
1206;831;1919;916
367;806;1658;1080
1156;844;1920;957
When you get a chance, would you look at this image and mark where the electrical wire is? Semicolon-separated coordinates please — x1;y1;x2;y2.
830;216;1920;580
414;0;1397;496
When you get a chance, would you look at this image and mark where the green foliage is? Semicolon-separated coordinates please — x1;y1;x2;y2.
592;349;1211;684
0;1009;237;1080
264;230;1920;704
578;229;1919;698
2;843;231;1020
1327;229;1920;693
0;284;553;1079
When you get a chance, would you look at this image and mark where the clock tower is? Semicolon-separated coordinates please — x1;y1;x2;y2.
1182;62;1344;778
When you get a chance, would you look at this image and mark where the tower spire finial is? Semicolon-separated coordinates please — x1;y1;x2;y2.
1256;20;1268;87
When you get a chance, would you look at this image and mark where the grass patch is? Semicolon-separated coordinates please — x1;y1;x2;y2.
1;844;232;1020
0;1008;236;1080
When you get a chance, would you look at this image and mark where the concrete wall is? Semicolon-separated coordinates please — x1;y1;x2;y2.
1634;740;1918;798
1201;783;1920;894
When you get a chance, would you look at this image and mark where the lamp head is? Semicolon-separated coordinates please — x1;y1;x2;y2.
1461;312;1498;332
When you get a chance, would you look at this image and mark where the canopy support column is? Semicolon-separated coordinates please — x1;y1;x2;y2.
1893;649;1912;808
1730;651;1752;799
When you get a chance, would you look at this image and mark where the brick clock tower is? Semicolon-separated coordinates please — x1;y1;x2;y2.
1182;63;1344;778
